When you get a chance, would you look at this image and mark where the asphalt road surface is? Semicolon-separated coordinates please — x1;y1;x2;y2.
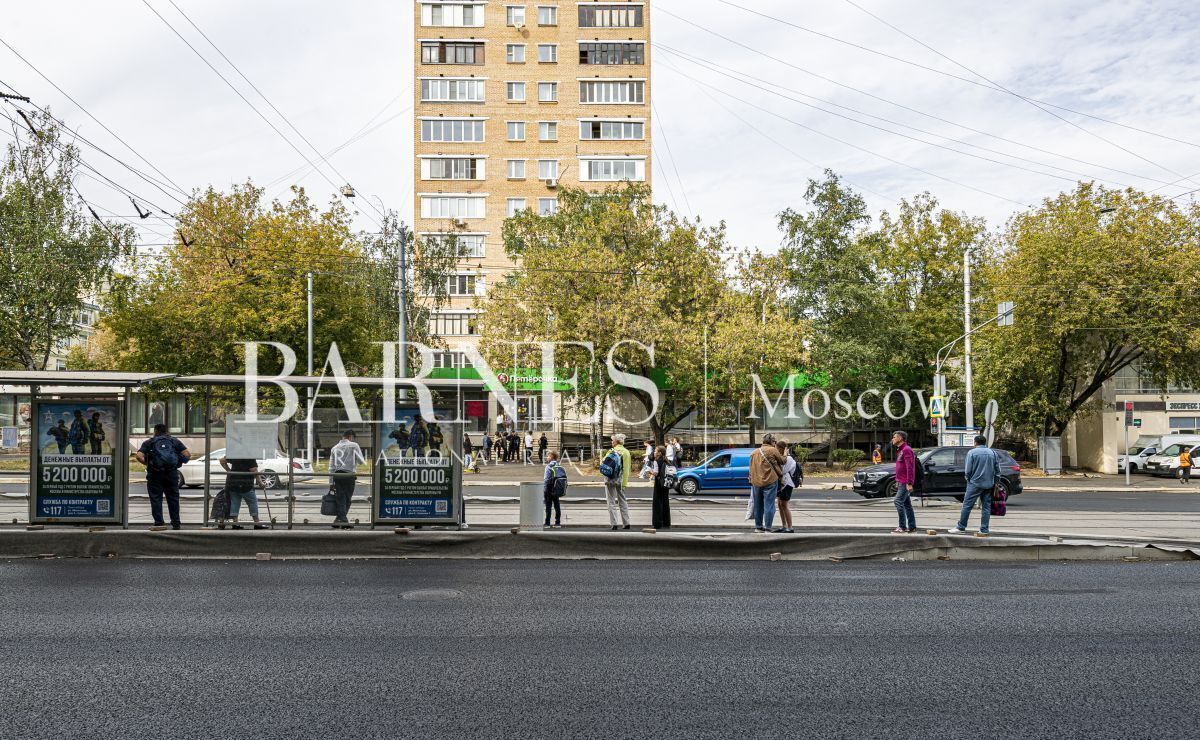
1;560;1198;739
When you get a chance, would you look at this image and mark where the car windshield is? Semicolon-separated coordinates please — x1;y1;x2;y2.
914;448;936;461
1126;446;1145;455
1159;444;1186;456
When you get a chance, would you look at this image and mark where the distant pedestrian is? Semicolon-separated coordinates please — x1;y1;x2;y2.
665;437;678;469
88;412;105;455
524;431;534;464
463;433;475;471
640;440;654;479
329;430;365;529
774;441;798;533
538;433;548;464
483;432;493;462
601;433;632;530
219;455;269;529
136;423;190;530
543;450;566;528
1180;446;1193;485
871;444;883;465
748;433;786;532
672;438;684;466
650;445;672;530
949;435;1000;535
891;430;917;534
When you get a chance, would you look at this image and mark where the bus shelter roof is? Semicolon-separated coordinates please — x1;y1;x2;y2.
177;374;487;390
0;370;176;390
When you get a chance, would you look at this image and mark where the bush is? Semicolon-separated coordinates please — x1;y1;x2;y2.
831;448;866;470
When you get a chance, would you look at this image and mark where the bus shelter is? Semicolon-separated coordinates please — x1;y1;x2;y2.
0;370;177;527
177;375;485;529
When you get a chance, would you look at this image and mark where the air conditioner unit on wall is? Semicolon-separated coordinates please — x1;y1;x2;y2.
545;178;558;188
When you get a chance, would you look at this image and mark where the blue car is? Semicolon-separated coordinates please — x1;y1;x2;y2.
674;448;757;496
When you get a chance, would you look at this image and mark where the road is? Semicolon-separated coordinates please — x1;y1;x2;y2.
0;560;1197;739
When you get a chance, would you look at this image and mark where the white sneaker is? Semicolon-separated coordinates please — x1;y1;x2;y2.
947;527;968;534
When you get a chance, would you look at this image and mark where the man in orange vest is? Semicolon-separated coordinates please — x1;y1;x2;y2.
1179;446;1192;486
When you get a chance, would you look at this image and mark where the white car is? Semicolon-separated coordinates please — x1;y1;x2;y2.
1117;445;1157;474
1143;443;1200;478
178;448;314;490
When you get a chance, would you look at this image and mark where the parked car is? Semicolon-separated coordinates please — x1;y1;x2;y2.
177;448;314;490
1143;442;1200;478
851;446;1024;502
1117;445;1157;474
673;448;756;496
1121;434;1200;474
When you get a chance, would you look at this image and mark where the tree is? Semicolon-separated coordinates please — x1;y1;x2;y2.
0;110;134;369
975;183;1200;436
94;183;439;376
479;184;740;444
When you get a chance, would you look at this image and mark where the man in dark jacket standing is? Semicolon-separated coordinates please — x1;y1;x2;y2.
136;423;190;530
891;430;917;534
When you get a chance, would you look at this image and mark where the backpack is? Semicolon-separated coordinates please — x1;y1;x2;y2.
990;484;1007;517
599;450;623;481
210;488;230;520
547;464;568;499
151;436;180;470
912;450;926;491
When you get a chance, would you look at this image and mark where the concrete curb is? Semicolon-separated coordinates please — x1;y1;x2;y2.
1;529;1196;562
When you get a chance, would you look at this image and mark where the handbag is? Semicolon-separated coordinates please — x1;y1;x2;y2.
990;484;1007;517
320;485;338;516
210;488;230;521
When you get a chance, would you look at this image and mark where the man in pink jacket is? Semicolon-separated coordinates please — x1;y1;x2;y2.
891;430;917;533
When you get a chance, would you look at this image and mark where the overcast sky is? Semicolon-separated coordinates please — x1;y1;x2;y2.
3;0;1198;254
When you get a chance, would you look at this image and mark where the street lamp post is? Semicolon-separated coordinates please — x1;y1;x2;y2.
963;246;975;430
934;302;1014;446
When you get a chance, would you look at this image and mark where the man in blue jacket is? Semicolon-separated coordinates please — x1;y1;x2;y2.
949;435;1001;536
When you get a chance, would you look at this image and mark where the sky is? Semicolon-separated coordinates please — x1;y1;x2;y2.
2;0;1199;255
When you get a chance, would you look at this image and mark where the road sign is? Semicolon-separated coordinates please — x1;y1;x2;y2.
1133;419;1142;428
930;395;946;419
1124;401;1134;427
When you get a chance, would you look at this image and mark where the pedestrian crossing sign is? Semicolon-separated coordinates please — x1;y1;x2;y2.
930;395;946;419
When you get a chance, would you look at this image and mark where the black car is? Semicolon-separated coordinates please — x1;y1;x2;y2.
851;446;1024;501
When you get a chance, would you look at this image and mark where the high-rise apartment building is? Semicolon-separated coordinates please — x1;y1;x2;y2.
413;0;651;368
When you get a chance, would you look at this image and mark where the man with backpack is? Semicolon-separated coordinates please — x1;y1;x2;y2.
949;435;1002;536
136;423;190;530
601;434;632;530
543;450;567;528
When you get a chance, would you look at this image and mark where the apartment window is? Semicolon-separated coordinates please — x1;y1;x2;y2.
430;311;478;336
538;159;559;180
1170;417;1200;430
579;42;644;65
506;82;526;102
446;274;480;296
537;5;558;25
583;158;644;181
421;3;485;27
579;119;644;140
538;121;557;141
538;198;558;216
507;121;526;140
432;351;467;369
420;118;486;142
421;78;486;103
420;41;484;65
507;159;526;179
507;198;527;217
420;195;487;220
579;80;644;103
578;4;643;28
506;43;526;63
424;158;482;180
506;5;526;25
537;44;558;63
538;82;558;102
422;233;486;259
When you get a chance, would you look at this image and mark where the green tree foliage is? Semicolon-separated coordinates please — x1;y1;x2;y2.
0;110;134;369
480;184;806;443
974;183;1200;436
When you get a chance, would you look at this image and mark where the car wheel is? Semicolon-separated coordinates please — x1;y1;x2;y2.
883;480;898;499
997;481;1011;500
1129;463;1138;474
953;495;965;503
678;478;699;496
260;471;279;490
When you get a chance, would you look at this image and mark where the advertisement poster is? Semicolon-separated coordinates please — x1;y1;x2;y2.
32;400;122;522
375;408;459;524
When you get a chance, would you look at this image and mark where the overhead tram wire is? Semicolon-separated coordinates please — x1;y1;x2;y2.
650;16;1177;188
0;39;190;199
660;62;1033;208
712;1;1200;154
836;0;1200;189
162;0;387;221
265;101;411;191
655;56;896;202
657;44;1149;189
650;147;682;214
650;101;692;217
139;0;382;229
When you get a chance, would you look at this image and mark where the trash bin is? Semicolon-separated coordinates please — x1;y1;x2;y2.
519;481;543;530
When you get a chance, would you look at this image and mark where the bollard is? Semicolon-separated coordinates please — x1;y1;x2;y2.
769;552;782;561
255;552;272;561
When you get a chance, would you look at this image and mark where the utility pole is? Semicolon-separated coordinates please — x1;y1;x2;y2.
397;224;408;398
305;271;314;462
963;246;975;431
